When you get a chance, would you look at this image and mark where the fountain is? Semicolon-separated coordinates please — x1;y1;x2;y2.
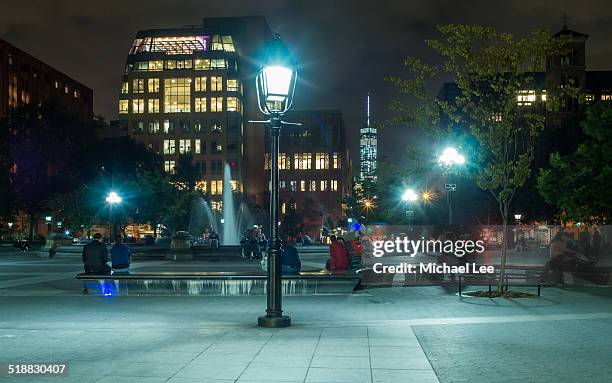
221;163;255;245
188;197;218;237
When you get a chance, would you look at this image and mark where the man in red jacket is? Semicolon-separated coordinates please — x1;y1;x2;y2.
327;235;349;271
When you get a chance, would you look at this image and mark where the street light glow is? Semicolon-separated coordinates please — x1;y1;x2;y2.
106;191;122;204
438;147;465;167
422;191;433;203
402;189;418;202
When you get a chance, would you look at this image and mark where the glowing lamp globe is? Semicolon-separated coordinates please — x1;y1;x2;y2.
256;34;297;115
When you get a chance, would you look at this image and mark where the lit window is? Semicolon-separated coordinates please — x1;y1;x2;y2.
211;180;223;195
216;143;223;153
320;180;328;191
331;180;338;191
119;100;129;114
195;180;207;193
164;78;191;113
121;82;129;94
264;154;270;170
541;90;547;102
194;59;210;70
315;153;329;169
222;36;235;51
163;140;176;154
601;94;612;101
54;81;60;89
294;153;312;170
227;97;241;112
195;77;207;92
164;160;176;173
517;90;536;106
281;202;286;214
180;120;190;133
148;61;163;71
163;119;174;134
300;180;306;192
211;35;223;51
310;181;316;191
148;120;160;133
492;113;502;122
227;79;239;92
332;153;341;169
289;181;297;191
280;181;286;189
8;54;13;65
64;86;69;94
133;79;145;94
148;78;160;93
148;99;160;113
194;121;203;132
132;99;145;114
179;139;191;154
195;97;207;112
211;76;223;91
585;94;594;102
211;59;226;69
210;97;223;112
195;139;201;154
279;153;290;170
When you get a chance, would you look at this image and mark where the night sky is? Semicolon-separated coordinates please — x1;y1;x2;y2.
2;0;611;166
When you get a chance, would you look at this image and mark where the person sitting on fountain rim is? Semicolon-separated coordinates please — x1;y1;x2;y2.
111;235;132;274
281;237;301;274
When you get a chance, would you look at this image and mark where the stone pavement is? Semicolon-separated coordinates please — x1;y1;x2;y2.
2;252;612;382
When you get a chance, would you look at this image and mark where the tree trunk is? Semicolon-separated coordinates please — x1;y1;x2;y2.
498;205;509;292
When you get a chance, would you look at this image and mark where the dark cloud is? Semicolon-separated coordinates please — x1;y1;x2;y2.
2;0;611;165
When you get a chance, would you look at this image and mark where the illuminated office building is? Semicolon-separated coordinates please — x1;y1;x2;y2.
119;17;271;203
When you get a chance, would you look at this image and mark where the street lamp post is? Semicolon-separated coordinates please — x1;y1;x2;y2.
401;189;418;227
438;147;465;226
105;192;122;241
253;34;297;328
45;216;52;236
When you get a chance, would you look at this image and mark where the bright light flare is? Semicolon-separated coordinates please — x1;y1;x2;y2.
438;147;465;167
106;191;122;204
402;189;418;202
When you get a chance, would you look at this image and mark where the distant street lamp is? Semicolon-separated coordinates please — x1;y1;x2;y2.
438;147;465;226
514;214;522;224
106;192;122;240
402;189;418;226
253;34;297;328
45;215;52;235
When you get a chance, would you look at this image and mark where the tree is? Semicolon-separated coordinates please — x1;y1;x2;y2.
5;100;99;239
387;25;572;291
174;153;199;191
538;103;612;224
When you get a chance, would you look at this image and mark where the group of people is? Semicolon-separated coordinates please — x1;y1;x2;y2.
326;232;363;272
241;226;267;260
82;234;133;274
542;227;603;283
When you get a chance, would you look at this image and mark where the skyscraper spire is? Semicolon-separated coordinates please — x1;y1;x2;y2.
360;92;377;181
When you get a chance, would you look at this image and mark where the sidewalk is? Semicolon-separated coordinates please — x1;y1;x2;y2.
2;255;612;382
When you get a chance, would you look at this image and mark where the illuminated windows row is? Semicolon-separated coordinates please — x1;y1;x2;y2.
264;153;342;170
119;96;241;114
131;120;224;134
130;58;229;72
277;180;339;192
122;77;241;95
163;139;222;154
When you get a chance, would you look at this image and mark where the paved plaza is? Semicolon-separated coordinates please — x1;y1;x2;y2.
1;252;612;382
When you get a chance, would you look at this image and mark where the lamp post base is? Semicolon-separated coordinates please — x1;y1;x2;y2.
257;315;291;328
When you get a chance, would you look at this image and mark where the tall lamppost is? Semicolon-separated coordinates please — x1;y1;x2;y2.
253;34;298;328
401;188;418;227
45;216;52;236
438;147;465;226
105;191;122;241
